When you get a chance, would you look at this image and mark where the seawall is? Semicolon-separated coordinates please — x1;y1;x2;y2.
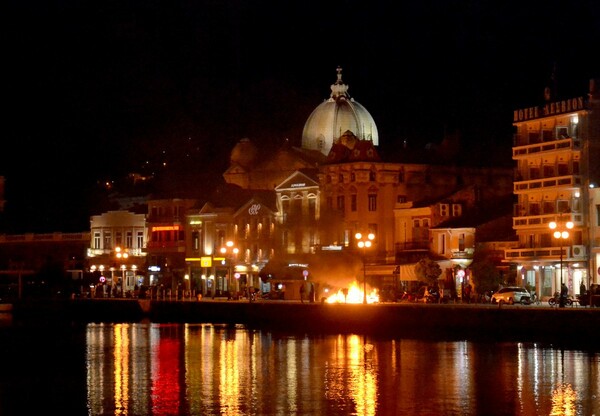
11;299;600;345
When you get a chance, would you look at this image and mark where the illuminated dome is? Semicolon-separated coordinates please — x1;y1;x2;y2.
301;67;379;156
230;138;258;169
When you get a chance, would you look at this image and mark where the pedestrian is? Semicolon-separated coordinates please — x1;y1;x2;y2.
559;283;568;308
300;284;305;303
309;284;315;303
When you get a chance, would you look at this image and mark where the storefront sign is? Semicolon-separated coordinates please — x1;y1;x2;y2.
513;96;585;122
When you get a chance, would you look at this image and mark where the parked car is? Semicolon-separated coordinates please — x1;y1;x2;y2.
491;287;531;305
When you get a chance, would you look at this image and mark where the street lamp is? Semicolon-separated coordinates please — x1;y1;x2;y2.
549;218;574;288
355;232;375;304
220;241;239;298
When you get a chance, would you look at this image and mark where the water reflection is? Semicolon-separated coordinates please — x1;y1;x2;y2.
3;322;599;415
76;323;600;416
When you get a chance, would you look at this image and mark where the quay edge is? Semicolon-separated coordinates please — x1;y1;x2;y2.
9;299;600;345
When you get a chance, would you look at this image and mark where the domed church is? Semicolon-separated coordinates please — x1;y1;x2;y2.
301;66;379;156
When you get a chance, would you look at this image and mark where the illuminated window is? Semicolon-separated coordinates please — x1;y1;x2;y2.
94;232;101;249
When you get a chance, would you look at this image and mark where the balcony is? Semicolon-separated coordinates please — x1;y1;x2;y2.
513;212;583;230
504;245;587;261
512;137;580;159
514;174;582;193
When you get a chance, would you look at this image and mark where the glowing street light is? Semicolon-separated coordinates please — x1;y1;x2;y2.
549;218;574;287
220;241;239;299
355;232;375;304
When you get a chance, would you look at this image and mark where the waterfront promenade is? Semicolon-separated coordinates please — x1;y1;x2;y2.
9;297;600;345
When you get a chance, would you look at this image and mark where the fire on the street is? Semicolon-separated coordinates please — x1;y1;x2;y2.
325;282;379;304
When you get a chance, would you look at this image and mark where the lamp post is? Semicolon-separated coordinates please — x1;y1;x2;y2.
355;232;375;304
220;241;239;299
549;218;574;287
115;247;129;297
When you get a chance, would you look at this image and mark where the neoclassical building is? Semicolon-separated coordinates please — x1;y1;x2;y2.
221;67;514;297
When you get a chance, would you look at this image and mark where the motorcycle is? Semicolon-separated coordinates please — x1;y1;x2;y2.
548;291;573;307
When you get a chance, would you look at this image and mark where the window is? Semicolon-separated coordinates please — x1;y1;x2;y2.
528;131;540;144
115;232;122;247
459;233;465;251
103;232;112;249
339;174;344;183
452;204;462;217
529;203;540;216
556;126;569;139
94;232;101;249
557;200;569;214
422;219;430;228
368;194;377;211
543;164;555;177
351;194;357;212
543;201;554;214
136;231;144;248
440;204;449;217
368;224;378;237
439;234;446;255
413;219;421;228
326;196;333;209
542;129;553;141
397;195;407;203
126;231;133;248
337;195;345;211
596;205;600;225
529;167;540;180
369;171;376;181
540;233;552;248
398;168;405;183
192;231;199;250
351;172;356;182
557;162;568;176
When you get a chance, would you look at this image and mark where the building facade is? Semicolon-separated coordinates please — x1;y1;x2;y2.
505;78;600;299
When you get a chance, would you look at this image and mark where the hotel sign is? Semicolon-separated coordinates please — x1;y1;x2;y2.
513;96;585;122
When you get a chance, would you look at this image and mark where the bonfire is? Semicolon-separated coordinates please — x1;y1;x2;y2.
325;282;379;304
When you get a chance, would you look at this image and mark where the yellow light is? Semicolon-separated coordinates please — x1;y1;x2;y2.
549;222;557;229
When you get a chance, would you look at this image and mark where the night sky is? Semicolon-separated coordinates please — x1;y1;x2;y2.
2;0;599;232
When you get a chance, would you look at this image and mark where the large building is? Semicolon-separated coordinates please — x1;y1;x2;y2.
505;78;600;299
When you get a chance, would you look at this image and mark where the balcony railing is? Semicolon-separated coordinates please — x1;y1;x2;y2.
504;245;587;261
514;174;582;193
512;137;580;158
512;212;583;229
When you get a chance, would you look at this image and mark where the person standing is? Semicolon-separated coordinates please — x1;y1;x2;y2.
300;284;305;303
559;283;569;308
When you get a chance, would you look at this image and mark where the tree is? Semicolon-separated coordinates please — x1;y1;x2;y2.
415;258;442;286
470;249;504;294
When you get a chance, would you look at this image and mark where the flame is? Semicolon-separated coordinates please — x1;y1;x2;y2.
326;282;379;304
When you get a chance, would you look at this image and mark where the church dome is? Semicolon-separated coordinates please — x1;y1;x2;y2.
230;138;258;169
301;67;379;156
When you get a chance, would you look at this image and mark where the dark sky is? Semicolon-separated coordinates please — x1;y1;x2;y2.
2;0;599;232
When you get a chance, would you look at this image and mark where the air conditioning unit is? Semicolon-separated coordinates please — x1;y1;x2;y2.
571;245;586;258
